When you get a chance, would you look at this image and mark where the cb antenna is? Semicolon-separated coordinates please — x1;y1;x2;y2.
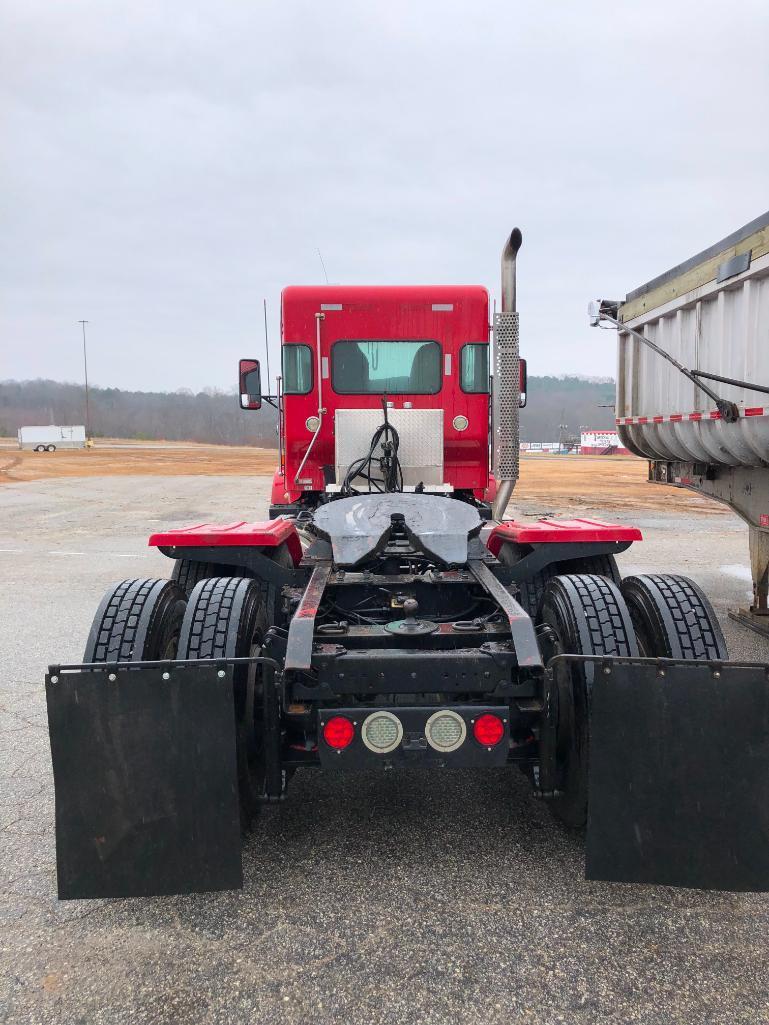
262;299;272;396
317;248;329;285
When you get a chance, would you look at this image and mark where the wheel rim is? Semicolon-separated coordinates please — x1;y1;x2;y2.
236;637;267;826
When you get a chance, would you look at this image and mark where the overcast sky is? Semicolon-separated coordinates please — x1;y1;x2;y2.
2;1;767;393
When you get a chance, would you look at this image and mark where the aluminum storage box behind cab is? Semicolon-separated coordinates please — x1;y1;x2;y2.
615;212;769;466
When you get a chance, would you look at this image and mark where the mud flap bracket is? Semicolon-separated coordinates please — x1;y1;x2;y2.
585;658;769;891
46;661;245;899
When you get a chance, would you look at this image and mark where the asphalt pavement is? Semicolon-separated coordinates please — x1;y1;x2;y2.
1;476;768;1024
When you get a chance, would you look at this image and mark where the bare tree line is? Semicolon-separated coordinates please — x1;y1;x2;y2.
0;379;279;446
1;375;616;446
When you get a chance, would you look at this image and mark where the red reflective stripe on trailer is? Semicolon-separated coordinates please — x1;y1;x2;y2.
486;517;642;554
619;408;767;426
148;519;302;564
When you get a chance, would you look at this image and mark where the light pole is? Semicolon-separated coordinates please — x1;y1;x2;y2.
79;320;90;441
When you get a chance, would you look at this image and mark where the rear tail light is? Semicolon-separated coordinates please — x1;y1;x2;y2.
472;713;505;747
361;711;403;754
323;716;355;750
425;710;467;753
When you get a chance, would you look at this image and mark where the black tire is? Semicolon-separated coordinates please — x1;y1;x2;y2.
621;574;728;660
539;574;638;828
84;578;187;662
172;542;291;626
47;444;56;452
172;558;246;596
261;542;293;627
559;553;620;586
178;577;273;825
34;445;44;453
498;543;620;620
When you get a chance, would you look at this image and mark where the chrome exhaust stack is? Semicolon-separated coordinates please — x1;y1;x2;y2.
491;228;522;521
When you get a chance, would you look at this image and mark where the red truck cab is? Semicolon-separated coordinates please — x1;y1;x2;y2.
268;284;492;507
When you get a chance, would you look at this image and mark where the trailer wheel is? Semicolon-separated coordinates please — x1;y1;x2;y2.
84;578;187;662
621;574;728;660
177;577;274;825
46;444;57;452
34;445;45;453
539;574;638;828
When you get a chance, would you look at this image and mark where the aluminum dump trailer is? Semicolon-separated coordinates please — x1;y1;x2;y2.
596;210;769;635
18;425;86;451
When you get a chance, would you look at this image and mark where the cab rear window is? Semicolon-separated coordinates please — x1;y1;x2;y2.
331;340;441;395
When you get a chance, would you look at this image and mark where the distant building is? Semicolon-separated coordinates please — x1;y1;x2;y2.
579;428;630;455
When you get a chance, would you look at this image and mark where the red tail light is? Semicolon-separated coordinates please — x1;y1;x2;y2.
323;716;355;750
473;714;505;747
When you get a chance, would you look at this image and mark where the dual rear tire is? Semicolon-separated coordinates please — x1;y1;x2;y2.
177;577;273;824
621;573;727;660
84;575;272;826
496;543;620;621
539;571;726;829
539;574;637;828
172;545;292;626
84;578;187;663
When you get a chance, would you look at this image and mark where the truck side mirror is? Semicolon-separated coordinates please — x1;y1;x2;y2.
239;358;262;410
519;358;527;408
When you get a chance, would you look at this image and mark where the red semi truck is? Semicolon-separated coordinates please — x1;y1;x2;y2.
45;229;769;900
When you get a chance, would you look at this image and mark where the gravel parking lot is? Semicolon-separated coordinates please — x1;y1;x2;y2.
2;475;768;1025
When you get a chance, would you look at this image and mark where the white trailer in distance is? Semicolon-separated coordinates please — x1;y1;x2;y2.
17;425;86;452
592;210;769;637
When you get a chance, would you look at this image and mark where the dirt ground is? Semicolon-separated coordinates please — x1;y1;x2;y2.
0;440;726;515
0;440;277;485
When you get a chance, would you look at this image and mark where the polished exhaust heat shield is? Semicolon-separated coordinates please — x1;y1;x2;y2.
46;661;243;899
492;228;522;521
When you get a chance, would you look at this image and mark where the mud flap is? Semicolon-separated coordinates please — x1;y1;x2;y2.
586;660;769;891
46;664;243;899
